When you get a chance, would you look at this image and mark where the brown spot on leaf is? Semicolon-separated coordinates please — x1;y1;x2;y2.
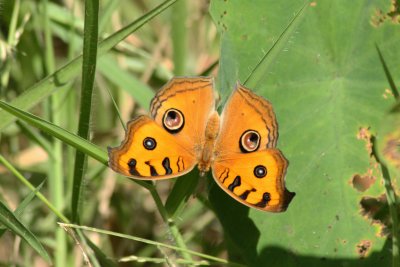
371;0;400;27
357;127;373;155
352;174;376;192
351;127;380;192
310;2;317;7
383;88;394;99
356;240;372;258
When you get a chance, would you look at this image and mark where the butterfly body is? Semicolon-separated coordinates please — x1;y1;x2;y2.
108;77;295;212
198;112;220;175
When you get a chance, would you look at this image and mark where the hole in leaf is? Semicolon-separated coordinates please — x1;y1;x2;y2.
352;174;376;192
360;195;393;237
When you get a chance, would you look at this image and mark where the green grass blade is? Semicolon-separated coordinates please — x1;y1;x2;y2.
98;54;154;110
119;255;211;265
0;179;45;237
0;100;108;165
243;1;308;87
42;0;67;265
200;59;219;76
372;136;399;267
0;200;52;264
0;0;20;90
86;235;117;267
59;223;245;267
72;0;99;224
104;85;126;131
0;155;69;223
75;229;102;267
171;0;187;75
376;44;399;100
99;0;120;33
16;120;53;157
15;179;46;217
0;0;177;130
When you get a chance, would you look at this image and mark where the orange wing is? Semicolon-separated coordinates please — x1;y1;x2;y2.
212;83;294;212
108;116;197;180
109;77;216;180
212;149;294;212
214;82;278;158
150;77;215;157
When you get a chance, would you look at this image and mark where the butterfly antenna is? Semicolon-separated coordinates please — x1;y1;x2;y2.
243;1;308;86
104;86;127;131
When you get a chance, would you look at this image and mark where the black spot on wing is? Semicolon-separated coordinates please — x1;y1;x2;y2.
255;192;271;208
162;157;173;174
128;158;136;168
145;161;158;176
228;176;241;192
239;190;250;200
128;158;140;176
239;188;256;200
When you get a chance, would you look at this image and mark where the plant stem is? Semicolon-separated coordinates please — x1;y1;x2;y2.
59;223;245;267
171;0;187;75
372;136;399;267
42;0;67;265
147;185;194;263
1;0;20;92
71;0;99;224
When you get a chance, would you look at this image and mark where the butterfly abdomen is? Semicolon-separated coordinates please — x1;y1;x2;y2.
198;112;220;174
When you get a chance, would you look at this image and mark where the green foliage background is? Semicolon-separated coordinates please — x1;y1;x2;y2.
0;0;399;266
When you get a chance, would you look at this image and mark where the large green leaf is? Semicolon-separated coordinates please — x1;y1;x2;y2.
209;0;400;266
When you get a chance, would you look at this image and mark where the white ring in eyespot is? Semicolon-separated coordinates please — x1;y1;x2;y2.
240;130;261;153
162;108;185;133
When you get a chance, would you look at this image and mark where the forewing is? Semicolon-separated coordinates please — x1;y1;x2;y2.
150;77;215;155
214;83;278;157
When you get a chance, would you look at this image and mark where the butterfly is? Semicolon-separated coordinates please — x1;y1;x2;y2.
108;77;295;212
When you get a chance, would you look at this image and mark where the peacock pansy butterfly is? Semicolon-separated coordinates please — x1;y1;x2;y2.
108;77;295;212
